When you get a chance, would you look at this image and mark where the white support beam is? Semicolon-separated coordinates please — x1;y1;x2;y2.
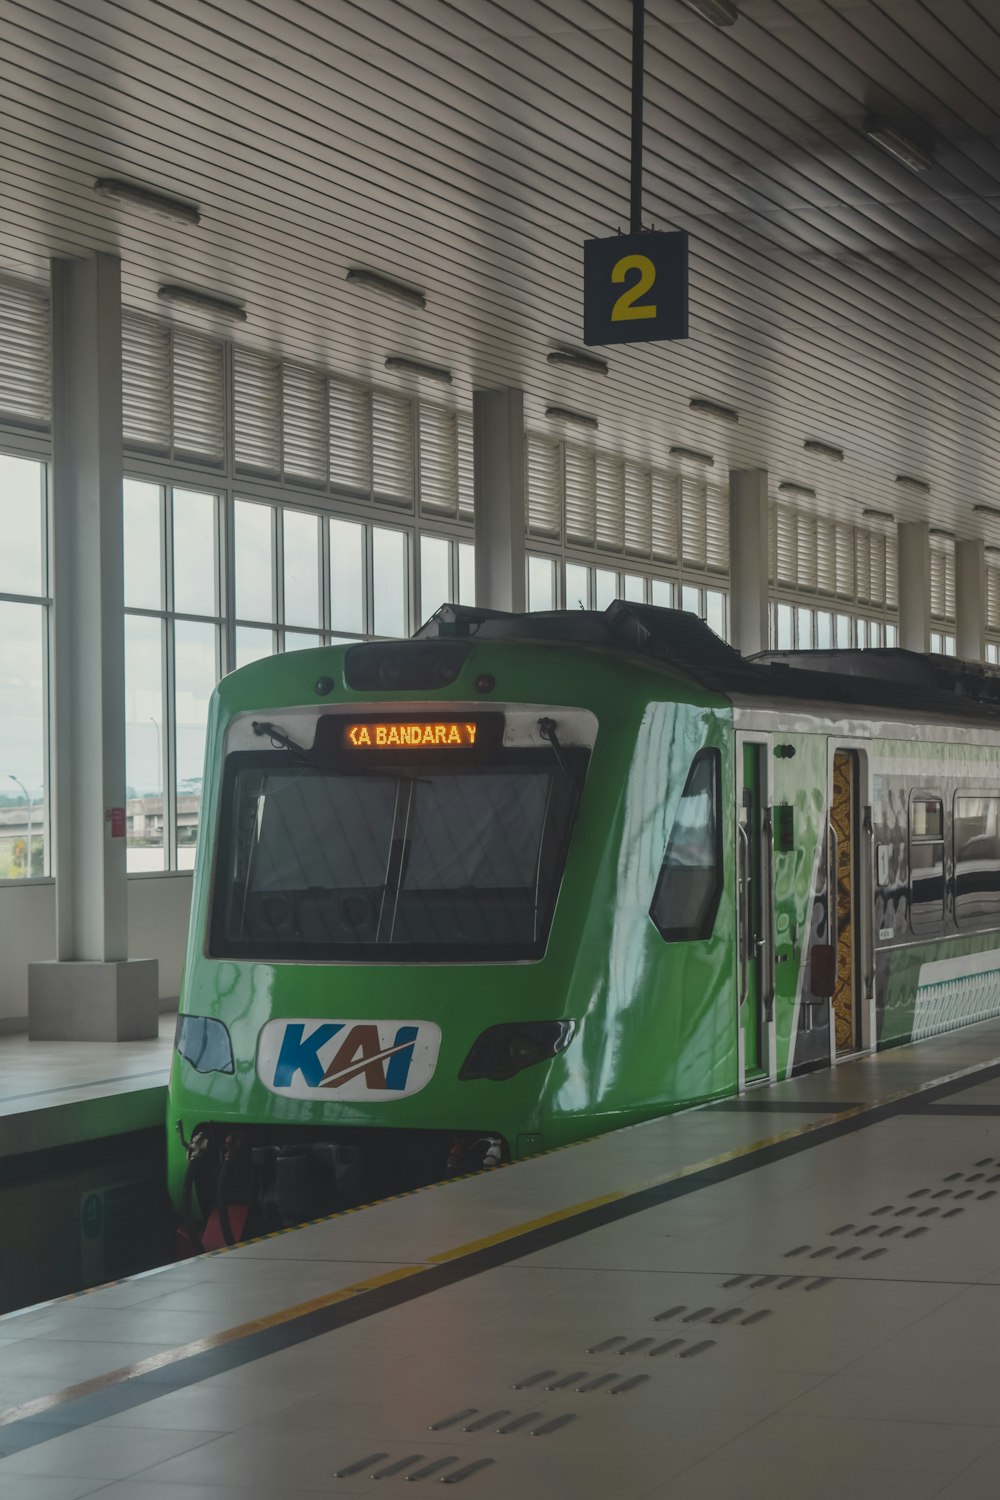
956;537;986;663
473;388;526;613
28;253;157;1040
728;468;769;656
897;520;931;655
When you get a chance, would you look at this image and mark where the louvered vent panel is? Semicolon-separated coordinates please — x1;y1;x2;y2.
796;513;818;591
233;349;281;474
855;531;873;605
681;477;708;570
706;484;729;573
282;364;327;483
595;454;624;551
525;434;560;540
869;533;887;608
774;505;796;588
0;277;50;429
835;524;854;598
121;313;170;452
988;568;1000;632
171;328;224;463
816;518;836;596
929;542;955;621
650;471;678;562
418;404;459;516
624;462;651;556
565;444;596;547
929;548;945;620
885;534;899;610
329;378;371;493
457;412;474;521
372;389;414;506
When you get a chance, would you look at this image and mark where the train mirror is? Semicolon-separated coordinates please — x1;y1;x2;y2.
810;943;837;998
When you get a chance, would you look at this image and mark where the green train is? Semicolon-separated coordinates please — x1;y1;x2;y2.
167;601;1000;1242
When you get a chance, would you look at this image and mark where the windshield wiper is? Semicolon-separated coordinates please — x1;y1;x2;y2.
538;717;573;782
250;721;427;781
252;721;319;765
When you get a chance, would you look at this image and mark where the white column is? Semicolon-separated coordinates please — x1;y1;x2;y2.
728;468;769;656
28;253;158;1040
473;388;526;613
956;537;986;662
897;520;931;654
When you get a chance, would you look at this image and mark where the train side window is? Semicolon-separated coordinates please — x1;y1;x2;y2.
909;794;945;931
954;794;1000;926
649;748;723;943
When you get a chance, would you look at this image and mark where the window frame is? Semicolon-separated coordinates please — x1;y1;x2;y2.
952;789;1000;929
648;746;724;944
908;790;946;934
0;444;53;885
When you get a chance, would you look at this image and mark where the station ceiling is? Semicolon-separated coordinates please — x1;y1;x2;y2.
4;0;1000;541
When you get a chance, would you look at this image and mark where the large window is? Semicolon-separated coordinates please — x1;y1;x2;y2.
649;749;723;942
0;454;49;880
124;479;222;871
527;555;726;638
210;743;583;962
954;795;1000;926
772;602;898;651
910;795;945;931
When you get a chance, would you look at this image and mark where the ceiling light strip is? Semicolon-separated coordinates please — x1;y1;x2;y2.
157;284;246;321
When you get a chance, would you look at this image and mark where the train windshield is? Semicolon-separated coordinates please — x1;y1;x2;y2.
209;752;584;962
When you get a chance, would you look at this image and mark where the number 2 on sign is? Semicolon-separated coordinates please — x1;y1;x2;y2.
611;254;657;321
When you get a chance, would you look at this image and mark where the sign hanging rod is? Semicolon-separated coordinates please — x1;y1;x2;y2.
630;0;646;234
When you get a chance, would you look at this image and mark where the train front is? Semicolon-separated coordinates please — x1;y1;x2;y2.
167;622;628;1242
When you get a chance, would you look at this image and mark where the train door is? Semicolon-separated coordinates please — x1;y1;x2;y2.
830;748;863;1056
737;738;775;1087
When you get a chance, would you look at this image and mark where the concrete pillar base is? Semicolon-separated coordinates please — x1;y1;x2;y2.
27;959;160;1041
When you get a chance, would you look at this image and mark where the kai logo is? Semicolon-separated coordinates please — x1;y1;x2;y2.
257;1018;441;1101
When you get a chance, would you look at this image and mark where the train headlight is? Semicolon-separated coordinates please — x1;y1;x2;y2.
175;1015;235;1075
459;1021;575;1082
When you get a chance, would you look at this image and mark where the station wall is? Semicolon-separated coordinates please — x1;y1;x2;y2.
0;874;191;1032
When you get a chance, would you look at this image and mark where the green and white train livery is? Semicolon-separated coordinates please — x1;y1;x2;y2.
167;602;1000;1239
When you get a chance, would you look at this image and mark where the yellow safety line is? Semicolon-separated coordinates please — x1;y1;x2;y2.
1;1047;996;1431
0;1264;420;1428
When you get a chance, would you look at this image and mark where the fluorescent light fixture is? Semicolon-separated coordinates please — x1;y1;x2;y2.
94;177;200;225
384;355;452;384
689;397;739;423
803;439;844;461
670;445;714;465
680;0;738;26
896;474;930;493
778;480;816;498
157;284;246;321
547;348;609;375
346;268;426;309
862;507;895;522
974;504;1000;518
545;405;598;429
865;120;933;174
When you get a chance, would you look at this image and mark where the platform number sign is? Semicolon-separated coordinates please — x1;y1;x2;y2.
583;230;688;346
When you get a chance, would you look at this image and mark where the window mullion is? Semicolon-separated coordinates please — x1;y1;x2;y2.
220;488;236;674
163;611;178;873
320;513;331;640
273;504;285;650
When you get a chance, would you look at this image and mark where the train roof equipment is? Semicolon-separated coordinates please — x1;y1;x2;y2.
409;600;1000;722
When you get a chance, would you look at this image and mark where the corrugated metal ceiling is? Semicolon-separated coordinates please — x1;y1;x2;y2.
3;0;1000;538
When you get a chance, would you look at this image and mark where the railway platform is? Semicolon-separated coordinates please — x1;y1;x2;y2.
0;1020;173;1160
4;1020;1000;1497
